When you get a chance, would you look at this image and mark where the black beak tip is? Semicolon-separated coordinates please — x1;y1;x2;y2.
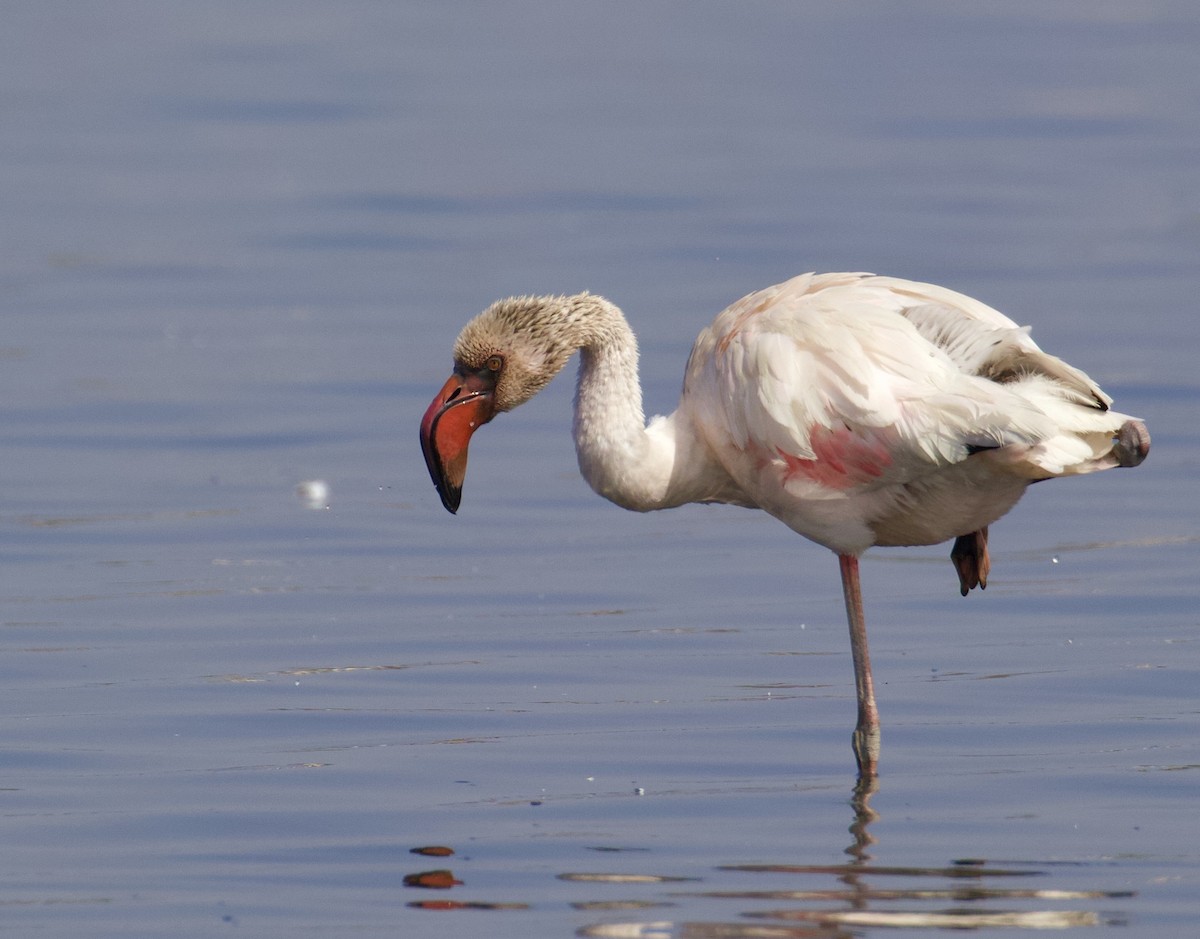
438;485;462;515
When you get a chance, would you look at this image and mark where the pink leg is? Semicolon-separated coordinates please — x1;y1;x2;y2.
839;554;880;778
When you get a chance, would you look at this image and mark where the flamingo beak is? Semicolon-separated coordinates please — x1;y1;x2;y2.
419;369;498;513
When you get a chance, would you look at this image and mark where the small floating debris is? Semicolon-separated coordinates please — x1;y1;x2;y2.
410;845;455;857
295;479;330;510
403;869;462;889
408;900;529;911
559;873;698;884
576;922;673;939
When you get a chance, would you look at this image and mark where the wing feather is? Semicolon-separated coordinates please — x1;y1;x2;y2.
886;278;1111;409
684;274;1060;495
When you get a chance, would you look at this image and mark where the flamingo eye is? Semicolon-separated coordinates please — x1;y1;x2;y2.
485;355;504;373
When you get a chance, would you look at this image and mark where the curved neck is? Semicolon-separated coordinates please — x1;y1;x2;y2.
567;298;657;508
565;296;722;512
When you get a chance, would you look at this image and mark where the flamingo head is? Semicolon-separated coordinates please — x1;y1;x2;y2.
419;296;583;513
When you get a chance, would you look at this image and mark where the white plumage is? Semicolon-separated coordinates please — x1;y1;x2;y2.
680;273;1133;555
420;272;1150;776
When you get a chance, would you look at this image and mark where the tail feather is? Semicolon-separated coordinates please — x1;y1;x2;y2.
996;375;1148;478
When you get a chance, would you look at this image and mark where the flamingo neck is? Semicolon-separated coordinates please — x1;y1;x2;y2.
566;302;649;506
557;298;683;511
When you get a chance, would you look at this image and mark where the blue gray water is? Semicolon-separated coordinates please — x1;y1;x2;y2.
3;3;1197;936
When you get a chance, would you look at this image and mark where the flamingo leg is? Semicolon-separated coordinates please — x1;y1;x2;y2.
838;554;880;778
950;527;990;596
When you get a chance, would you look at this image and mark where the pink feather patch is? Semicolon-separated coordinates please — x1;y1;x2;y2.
778;425;893;489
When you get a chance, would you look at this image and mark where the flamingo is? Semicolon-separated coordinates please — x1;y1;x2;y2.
419;272;1150;777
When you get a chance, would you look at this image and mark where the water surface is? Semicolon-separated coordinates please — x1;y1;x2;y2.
2;3;1197;936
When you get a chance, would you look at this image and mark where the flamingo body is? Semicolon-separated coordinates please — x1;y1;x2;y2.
420;272;1150;776
680;273;1132;555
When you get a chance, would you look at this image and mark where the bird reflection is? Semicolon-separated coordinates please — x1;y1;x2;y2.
846;774;880;863
702;778;1127;931
834;775;880;916
409;779;1132;933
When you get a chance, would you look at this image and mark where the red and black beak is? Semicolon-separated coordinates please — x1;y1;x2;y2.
419;367;498;513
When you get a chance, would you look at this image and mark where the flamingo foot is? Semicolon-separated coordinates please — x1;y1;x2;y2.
951;527;990;597
852;724;881;779
1115;420;1150;468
